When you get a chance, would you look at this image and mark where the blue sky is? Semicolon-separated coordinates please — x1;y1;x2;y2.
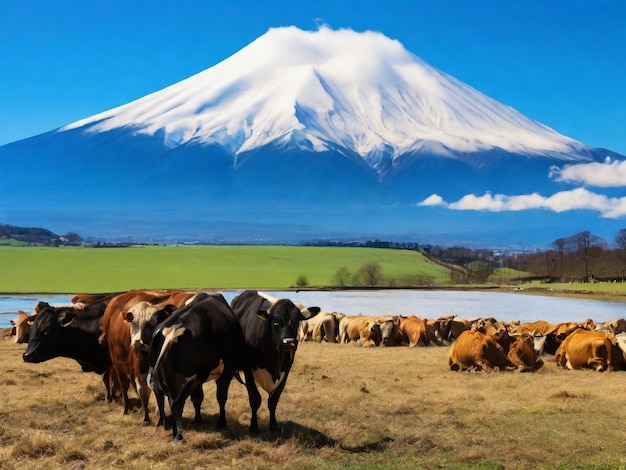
1;0;624;154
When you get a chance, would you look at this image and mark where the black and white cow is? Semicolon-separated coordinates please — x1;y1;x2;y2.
230;290;320;431
148;293;257;441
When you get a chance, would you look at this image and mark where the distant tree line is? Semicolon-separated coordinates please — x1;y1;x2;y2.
0;223;82;247
503;230;626;283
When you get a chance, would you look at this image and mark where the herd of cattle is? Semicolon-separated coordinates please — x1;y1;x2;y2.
8;288;626;440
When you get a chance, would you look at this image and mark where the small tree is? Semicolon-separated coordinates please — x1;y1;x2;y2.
358;261;383;286
295;275;309;288
332;266;351;286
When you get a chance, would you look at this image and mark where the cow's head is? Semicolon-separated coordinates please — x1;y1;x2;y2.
23;304;76;363
11;310;35;344
380;318;400;346
258;298;320;352
123;302;177;351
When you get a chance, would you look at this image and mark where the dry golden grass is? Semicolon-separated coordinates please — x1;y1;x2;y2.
2;330;626;469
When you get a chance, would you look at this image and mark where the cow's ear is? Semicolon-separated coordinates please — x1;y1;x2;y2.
60;312;76;327
300;306;320;320
256;310;270;321
162;304;178;316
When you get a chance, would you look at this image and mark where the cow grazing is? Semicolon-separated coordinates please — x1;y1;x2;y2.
148;293;257;440
100;289;193;422
554;328;615;371
507;333;544;372
230;290;320;431
448;330;516;372
10;310;35;343
398;315;430;347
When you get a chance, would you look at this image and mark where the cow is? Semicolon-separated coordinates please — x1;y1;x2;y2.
507;333;544;372
10;310;35;343
398;315;430;347
448;330;516;372
23;303;113;394
299;311;342;343
378;316;402;347
472;318;513;353
595;318;626;335
445;317;470;343
230;290;320;432
425;315;455;346
339;315;382;347
148;293;258;441
554;328;615;371
100;289;193;422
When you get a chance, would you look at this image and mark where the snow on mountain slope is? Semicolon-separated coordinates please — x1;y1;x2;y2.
62;26;586;165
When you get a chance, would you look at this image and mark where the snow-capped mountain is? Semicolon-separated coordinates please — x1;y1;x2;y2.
64;26;587;170
1;26;623;245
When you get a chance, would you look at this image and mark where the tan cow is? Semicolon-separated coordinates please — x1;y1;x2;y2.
398;316;430;347
339;316;382;347
554;328;614;371
299;311;343;343
507;333;544;372
10;310;36;343
448;330;515;372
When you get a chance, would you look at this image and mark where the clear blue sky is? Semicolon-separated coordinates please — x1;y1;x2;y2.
1;0;624;154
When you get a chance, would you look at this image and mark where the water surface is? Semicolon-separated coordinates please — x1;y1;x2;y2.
2;290;624;329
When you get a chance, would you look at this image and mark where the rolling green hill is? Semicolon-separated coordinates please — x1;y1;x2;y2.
0;245;452;293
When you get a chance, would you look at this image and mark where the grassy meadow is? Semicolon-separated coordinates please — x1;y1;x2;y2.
0;245;452;293
3;332;626;469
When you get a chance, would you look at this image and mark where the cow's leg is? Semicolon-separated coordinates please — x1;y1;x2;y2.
169;397;185;441
244;369;261;434
153;388;169;430
135;374;151;424
190;383;204;425
267;377;289;431
215;370;233;428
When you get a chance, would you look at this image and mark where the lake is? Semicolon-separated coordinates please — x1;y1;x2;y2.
1;289;625;329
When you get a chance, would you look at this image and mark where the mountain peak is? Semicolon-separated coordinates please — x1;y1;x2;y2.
63;26;583;164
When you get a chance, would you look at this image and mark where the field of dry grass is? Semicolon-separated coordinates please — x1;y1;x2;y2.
2;329;626;469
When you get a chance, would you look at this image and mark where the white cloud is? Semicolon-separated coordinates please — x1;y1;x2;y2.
418;193;446;206
550;157;626;187
419;188;626;218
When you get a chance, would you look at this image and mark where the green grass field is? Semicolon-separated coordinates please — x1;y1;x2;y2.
0;245;453;293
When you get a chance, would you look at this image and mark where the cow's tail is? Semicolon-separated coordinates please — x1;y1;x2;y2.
234;370;246;385
153;324;186;375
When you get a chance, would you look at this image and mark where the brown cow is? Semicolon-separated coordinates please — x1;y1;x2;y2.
10;310;35;343
398;316;430;347
448;330;516;372
507;333;544;372
340;316;382;347
100;289;195;422
554;328;615;371
426;315;455;346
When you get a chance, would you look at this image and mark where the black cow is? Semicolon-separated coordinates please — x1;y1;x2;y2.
148;293;257;441
230;290;320;431
22;294;120;401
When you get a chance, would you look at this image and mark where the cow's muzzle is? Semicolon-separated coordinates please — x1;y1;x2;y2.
280;338;298;351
